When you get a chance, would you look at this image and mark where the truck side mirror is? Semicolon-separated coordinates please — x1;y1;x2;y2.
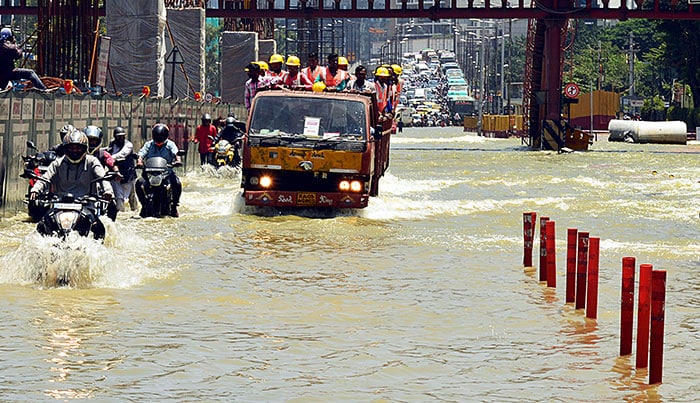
372;126;383;140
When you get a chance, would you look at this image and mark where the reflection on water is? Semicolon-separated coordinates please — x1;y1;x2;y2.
0;129;699;400
30;293;122;399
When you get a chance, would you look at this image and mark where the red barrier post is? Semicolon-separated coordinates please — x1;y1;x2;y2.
636;264;653;369
566;228;578;303
539;216;549;282
545;221;556;287
585;237;600;319
575;232;589;309
649;269;667;384
620;257;636;356
523;212;537;267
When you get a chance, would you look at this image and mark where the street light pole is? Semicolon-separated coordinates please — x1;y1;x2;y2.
477;28;485;136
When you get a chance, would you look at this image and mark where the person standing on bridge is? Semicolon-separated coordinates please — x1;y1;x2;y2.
0;27;47;91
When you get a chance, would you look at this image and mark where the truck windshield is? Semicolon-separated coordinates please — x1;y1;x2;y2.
249;96;367;140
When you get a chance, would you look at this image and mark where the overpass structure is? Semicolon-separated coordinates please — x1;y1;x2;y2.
1;0;698;149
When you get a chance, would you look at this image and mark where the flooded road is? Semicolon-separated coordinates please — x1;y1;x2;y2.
0;126;698;401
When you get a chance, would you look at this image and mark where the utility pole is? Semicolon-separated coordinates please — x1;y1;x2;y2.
477;25;485;136
628;32;636;97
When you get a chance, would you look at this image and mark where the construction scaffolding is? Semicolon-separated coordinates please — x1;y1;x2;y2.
36;0;100;83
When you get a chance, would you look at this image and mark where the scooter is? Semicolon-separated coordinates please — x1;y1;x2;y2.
136;156;182;218
20;140;58;221
26;170;117;240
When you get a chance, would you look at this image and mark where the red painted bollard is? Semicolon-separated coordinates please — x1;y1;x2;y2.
575;232;589;309
539;216;549;282
649;269;667;385
620;257;636;356
636;264;653;369
523;212;537;267
545;221;556;288
566;228;578;303
585;237;600;319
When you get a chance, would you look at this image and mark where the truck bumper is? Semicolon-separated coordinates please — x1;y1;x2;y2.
243;190;368;209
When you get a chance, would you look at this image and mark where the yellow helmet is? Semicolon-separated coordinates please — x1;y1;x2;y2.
391;64;403;75
269;54;284;64
257;61;269;71
312;81;326;93
375;67;391;77
338;56;349;66
286;55;301;66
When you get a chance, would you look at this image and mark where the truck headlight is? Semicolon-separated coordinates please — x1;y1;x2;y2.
259;176;272;188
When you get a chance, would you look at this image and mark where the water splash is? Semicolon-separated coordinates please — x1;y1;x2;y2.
0;218;177;289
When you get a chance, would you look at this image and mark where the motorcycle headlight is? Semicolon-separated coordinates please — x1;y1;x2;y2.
57;211;79;230
149;175;163;187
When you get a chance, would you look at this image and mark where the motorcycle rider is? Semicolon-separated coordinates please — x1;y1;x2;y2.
217;116;244;143
107;126;136;212
29;130;114;236
213;116;244;167
135;123;182;217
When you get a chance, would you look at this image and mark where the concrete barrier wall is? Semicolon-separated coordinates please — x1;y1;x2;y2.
0;89;245;219
463;114;525;137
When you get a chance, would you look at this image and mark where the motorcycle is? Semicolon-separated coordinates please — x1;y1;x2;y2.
25;170;117;240
20;140;58;221
213;139;241;167
136;155;182;218
210;120;245;168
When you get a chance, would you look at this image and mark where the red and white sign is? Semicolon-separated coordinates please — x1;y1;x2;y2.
564;82;580;99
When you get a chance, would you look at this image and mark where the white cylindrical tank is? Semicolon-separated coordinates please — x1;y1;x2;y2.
608;120;687;144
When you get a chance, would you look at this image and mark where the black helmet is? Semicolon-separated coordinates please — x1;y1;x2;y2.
64;130;89;164
152;123;169;146
113;126;126;137
84;125;103;153
225;116;236;127
202;113;211;124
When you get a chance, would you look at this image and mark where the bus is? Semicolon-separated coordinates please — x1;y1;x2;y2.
448;95;476;119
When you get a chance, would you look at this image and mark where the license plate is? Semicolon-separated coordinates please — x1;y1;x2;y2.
296;192;316;206
53;203;82;210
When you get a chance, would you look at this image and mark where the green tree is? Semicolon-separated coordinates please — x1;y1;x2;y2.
657;20;700;107
204;19;223;96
